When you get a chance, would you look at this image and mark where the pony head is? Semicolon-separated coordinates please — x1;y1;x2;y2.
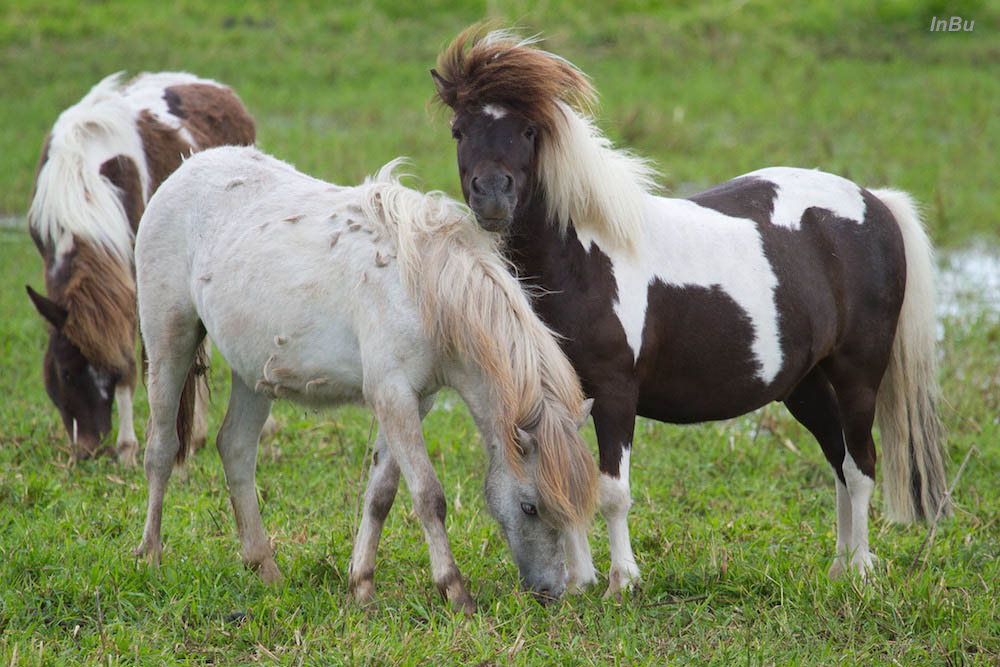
431;25;592;234
26;284;119;459
483;398;593;603
432;24;656;253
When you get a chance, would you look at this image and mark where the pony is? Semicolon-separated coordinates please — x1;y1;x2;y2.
132;145;598;611
431;26;949;597
26;71;256;463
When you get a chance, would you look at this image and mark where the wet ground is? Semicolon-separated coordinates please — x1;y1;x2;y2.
936;243;1000;326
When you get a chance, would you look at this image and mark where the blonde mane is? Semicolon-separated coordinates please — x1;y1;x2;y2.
358;162;597;528
433;24;659;255
29;72;149;266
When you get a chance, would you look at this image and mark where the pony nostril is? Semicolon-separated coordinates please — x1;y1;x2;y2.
501;174;513;194
471;176;484;195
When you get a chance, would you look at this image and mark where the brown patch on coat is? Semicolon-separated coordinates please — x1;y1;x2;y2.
431;23;595;137
163;83;256;148
99;154;145;234
136;110;196;196
58;238;137;376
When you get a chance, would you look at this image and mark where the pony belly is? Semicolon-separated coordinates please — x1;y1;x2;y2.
201;298;367;406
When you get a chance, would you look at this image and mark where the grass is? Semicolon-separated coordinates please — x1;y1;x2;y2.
2;1;999;664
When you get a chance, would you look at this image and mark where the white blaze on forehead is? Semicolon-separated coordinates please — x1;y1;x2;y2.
746;167;867;229
481;104;509;120
577;194;783;384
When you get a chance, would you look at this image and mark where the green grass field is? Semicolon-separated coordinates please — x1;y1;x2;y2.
2;2;999;664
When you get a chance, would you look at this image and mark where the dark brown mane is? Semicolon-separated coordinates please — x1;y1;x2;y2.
57;239;137;376
431;24;595;135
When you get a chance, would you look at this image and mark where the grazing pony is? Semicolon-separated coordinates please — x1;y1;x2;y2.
431;26;949;596
26;72;255;463
133;146;597;611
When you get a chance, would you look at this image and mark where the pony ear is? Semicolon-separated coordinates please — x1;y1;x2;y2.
26;285;67;329
430;69;455;107
514;425;537;457
576;398;594;429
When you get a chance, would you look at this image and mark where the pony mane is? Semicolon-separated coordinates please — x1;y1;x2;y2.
433;24;659;254
61;239;138;375
29;72;148;265
359;161;597;528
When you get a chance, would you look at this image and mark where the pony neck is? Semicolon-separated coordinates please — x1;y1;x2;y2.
444;362;512;459
506;189;595;291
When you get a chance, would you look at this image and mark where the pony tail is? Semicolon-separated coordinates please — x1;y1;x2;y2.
174;334;209;465
870;188;949;524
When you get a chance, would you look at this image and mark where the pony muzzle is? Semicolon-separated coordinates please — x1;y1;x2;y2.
468;173;516;232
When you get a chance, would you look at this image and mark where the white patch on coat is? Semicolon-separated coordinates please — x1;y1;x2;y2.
30;73;149;265
481;104;508;120
746;167;867;229
598;448;640;592
577;194;783;384
31;71;228;266
841;449;876;575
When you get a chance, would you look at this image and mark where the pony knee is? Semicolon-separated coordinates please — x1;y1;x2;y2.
598;472;632;519
412;482;448;525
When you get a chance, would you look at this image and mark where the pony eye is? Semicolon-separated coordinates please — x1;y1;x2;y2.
523;127;536;141
520;502;537;516
451;127;463;141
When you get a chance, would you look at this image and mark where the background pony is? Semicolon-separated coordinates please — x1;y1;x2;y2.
26;71;255;463
133;146;597;611
432;26;948;597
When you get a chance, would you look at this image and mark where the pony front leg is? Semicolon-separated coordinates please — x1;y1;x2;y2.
564;524;597;593
371;382;475;614
593;397;641;599
600;448;640;599
216;372;280;584
348;431;401;603
114;381;139;467
349;395;432;604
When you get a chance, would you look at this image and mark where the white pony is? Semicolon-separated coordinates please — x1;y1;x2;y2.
133;146;598;612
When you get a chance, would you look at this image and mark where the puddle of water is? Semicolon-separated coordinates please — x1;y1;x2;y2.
936;244;1000;328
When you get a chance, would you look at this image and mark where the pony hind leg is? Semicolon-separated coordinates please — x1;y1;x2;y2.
349;394;435;604
135;317;206;566
783;367;855;578
823;356;883;579
216;370;278;583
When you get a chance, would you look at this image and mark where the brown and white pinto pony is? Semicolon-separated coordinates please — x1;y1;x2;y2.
432;26;949;597
26;72;255;463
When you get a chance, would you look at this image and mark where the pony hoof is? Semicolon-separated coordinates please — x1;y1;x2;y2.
350;579;376;605
116;440;139;467
604;562;641;600
452;592;476;617
135;542;161;568
566;570;598;594
253;559;284;585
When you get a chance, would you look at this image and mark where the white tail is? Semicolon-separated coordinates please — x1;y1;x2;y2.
870;188;949;524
